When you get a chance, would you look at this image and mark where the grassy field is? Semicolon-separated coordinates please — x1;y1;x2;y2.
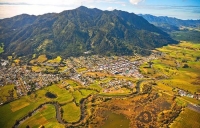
170;108;200;128
18;104;64;128
72;90;83;104
14;59;20;65
31;66;43;72
182;96;200;105
100;87;132;96
140;42;200;93
64;79;79;87
72;89;96;104
76;67;87;73
30;55;47;64
79;89;97;96
46;85;74;104
0;79;99;127
0;85;17;103
62;102;81;122
0;84;73;127
89;83;102;91
47;56;62;63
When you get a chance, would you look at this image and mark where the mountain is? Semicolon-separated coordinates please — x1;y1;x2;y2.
139;14;200;32
0;6;177;59
139;14;200;27
139;14;200;43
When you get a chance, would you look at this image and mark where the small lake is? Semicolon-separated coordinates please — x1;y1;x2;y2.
101;111;130;128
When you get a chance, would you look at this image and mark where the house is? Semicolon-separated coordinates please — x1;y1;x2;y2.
194;93;200;100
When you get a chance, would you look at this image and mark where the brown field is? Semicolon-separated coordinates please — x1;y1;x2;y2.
88;90;178;128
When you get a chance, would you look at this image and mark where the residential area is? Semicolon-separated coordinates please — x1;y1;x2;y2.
1;51;199;105
0;55;148;102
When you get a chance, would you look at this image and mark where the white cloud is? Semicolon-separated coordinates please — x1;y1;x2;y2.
0;5;74;19
122;3;126;6
107;6;114;11
0;0;121;6
0;0;122;19
89;5;95;8
0;0;82;6
129;0;144;5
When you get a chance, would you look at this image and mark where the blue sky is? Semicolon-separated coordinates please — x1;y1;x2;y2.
0;0;199;19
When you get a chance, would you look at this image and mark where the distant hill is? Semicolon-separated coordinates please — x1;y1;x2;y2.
0;6;177;59
139;14;200;43
139;14;200;28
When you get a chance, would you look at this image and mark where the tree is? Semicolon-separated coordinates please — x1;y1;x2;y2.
27;91;31;95
182;64;189;68
196;56;200;61
147;61;153;68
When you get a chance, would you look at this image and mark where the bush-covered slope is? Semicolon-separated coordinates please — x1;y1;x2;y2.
0;6;177;58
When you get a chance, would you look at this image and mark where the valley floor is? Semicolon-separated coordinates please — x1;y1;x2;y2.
0;41;200;128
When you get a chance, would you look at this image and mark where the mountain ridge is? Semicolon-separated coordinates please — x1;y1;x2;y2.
0;6;177;59
139;14;200;28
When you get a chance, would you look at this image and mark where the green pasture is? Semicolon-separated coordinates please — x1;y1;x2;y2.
76;67;87;73
89;83;102;91
47;56;62;63
79;89;97;96
30;54;47;64
0;85;17;103
0;84;73;127
18;104;64;128
141;42;200;93
46;85;73;104
62;102;81;122
182;96;200;105
65;79;79;87
72;90;84;104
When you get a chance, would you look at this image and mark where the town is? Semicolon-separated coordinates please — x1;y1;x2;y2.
0;55;146;103
1;51;199;105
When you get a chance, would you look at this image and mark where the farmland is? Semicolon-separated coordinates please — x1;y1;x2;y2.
170;108;200;128
0;85;17;103
0;42;200;127
140;41;200;94
18;104;64;128
0;81;95;128
62;102;81;122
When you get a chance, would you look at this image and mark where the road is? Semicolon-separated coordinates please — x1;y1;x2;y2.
160;89;200;114
187;104;200;113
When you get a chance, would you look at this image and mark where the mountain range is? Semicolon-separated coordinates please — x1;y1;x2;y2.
0;6;177;59
139;14;200;32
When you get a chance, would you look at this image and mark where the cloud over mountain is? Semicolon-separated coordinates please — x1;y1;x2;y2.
129;0;144;5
